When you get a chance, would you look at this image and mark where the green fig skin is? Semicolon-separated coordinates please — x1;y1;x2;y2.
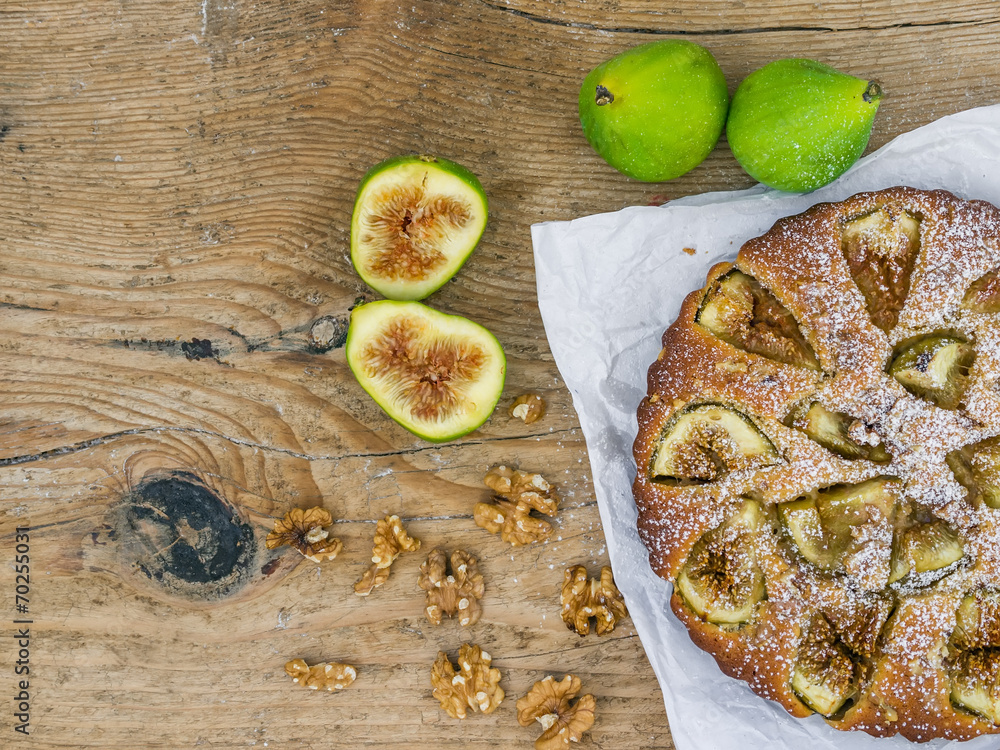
578;40;729;182
727;59;882;193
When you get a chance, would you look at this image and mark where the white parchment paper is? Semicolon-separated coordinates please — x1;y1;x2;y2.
531;104;1000;749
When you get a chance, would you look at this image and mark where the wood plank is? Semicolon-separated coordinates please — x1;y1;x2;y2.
4;428;663;748
1;0;1000;747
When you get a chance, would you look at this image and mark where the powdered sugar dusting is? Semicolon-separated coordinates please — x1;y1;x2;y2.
634;187;1000;741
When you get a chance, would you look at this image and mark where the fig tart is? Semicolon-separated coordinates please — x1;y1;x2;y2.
632;187;1000;741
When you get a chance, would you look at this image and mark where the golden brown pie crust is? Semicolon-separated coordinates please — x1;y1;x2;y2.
632;187;1000;741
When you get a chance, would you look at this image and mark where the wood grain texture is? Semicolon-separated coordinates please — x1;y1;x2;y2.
484;0;999;32
0;0;999;747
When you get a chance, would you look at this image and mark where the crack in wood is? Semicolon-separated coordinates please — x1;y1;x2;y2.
0;427;152;467
0;301;49;312
327;512;475;524
0;494;594;546
477;1;995;36
0;425;578;467
500;632;638;660
259;505;597;525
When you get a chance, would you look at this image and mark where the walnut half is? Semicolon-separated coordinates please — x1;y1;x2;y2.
266;507;343;563
517;675;596;750
431;643;504;719
284;658;357;692
418;548;485;626
354;514;421;596
474;465;559;546
510;393;546;424
561;565;629;636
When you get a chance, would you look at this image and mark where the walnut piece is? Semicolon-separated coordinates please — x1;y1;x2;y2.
561;565;629;636
510;393;547;424
474;465;559;546
517;675;596;750
354;564;390;594
431;643;504;719
418;548;485;626
354;514;420;596
266;507;342;563
284;658;357;692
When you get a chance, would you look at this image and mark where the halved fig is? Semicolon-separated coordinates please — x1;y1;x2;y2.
841;206;921;333
785;401;891;462
650;403;779;484
953;590;1000;650
963;268;1000;313
675;499;765;625
696;270;819;370
350;154;488;300
948;437;1000;509
950;649;1000;723
889;518;965;584
889;334;975;410
791;614;859;717
779;497;832;568
778;478;897;571
345;300;505;442
825;594;894;659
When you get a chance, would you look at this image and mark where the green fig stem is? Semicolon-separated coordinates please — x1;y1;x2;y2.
863;80;882;104
595;85;614;106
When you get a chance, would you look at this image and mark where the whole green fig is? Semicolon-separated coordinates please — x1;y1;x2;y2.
578;40;729;182
727;59;882;192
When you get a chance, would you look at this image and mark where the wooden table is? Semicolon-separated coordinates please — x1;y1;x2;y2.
2;1;999;747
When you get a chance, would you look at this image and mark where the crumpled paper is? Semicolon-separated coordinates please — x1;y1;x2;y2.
531;104;1000;750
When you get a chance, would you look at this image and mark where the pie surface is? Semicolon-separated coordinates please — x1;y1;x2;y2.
632;187;1000;741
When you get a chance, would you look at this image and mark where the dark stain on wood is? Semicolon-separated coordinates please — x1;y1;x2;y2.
111;473;257;599
0;301;49;312
260;557;281;576
111;337;231;361
181;338;216;360
112;338;181;353
308;315;349;352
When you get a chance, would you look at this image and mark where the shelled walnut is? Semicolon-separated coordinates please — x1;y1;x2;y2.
266;507;342;563
510;393;546;424
517;675;596;750
354;514;420;596
418;548;485;626
354;564;390;594
431;643;504;719
474;465;559;546
284;658;357;692
561;565;629;636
